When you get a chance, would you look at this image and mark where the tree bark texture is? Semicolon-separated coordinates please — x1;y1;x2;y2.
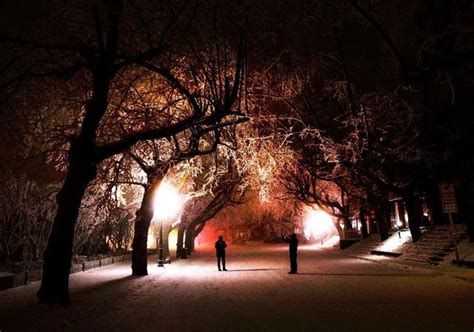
131;187;154;275
426;180;444;225
162;223;172;260
131;171;167;275
185;228;195;255
37;0;123;304
404;193;422;242
37;159;96;304
396;200;407;228
375;203;389;241
455;176;474;241
176;225;185;258
359;208;368;238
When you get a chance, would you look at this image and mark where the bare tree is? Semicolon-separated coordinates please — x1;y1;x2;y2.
1;1;248;304
178;160;243;255
0;170;57;267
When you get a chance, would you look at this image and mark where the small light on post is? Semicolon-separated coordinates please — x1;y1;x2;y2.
396;220;403;239
153;180;184;267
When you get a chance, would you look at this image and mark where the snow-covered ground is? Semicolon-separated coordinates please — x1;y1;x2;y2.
1;243;473;331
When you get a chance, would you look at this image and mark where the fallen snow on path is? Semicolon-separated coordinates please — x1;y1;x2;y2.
1;244;473;332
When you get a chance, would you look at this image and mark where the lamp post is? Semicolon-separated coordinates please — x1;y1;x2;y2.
153;180;184;268
158;219;164;267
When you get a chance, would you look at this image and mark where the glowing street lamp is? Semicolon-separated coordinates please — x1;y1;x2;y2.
304;208;334;244
153;181;184;267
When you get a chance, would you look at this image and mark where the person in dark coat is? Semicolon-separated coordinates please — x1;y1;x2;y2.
215;235;227;271
283;233;298;274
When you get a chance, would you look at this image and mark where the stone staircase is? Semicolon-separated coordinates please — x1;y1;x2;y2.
401;224;468;265
342;234;382;256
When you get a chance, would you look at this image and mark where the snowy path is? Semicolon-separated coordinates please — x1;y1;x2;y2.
1;244;473;331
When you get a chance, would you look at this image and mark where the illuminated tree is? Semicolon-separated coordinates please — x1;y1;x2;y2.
122;133;231;275
0;170;57;265
1;1;247;304
257;2;426;242
71;179;135;256
177;155;243;255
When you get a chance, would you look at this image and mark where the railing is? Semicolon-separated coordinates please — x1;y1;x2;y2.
0;253;131;291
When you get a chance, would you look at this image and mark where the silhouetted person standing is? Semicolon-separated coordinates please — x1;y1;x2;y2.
283;233;298;274
215;235;227;271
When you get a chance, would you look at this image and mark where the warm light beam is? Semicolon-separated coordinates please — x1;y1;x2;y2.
153;181;184;221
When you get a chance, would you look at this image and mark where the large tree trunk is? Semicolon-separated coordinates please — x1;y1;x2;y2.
426;180;444;225
382;199;392;231
37;142;97;304
37;71;112;303
131;169;167;275
375;202;389;241
396;200;407;228
343;216;352;231
131;186;154;275
162;223;172;260
185;227;195;255
176;224;186;258
455;176;474;242
334;219;344;240
404;193;423;242
359;208;368;238
37;1;122;303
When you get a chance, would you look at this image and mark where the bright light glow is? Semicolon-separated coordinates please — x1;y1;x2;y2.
304;208;336;241
168;229;178;252
153;181;184;221
147;228;156;249
375;230;412;253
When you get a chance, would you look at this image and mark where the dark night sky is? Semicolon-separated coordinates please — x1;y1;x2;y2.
1;0;473;182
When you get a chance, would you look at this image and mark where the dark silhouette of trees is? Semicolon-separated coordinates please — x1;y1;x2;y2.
1;1;248;304
0;170;57;265
0;2;473;308
264;0;474;243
